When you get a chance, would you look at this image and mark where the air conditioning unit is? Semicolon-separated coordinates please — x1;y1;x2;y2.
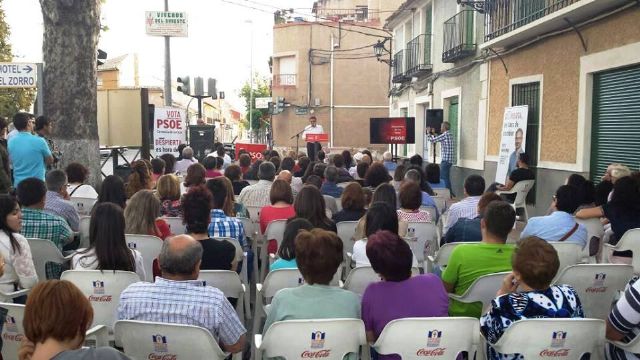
314;98;321;106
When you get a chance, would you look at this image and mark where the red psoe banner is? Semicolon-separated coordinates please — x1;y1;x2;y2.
235;143;268;163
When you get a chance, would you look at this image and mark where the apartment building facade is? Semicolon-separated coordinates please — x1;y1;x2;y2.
484;0;640;213
270;1;403;150
386;0;488;196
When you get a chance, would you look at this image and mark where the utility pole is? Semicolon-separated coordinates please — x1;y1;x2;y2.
163;0;172;106
246;19;254;143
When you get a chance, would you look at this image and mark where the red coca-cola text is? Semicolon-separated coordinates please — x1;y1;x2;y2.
147;353;177;360
2;333;24;342
88;295;113;302
301;350;331;358
540;349;570;357
416;348;446;356
585;287;607;293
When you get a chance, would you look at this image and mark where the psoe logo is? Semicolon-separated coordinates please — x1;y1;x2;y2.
427;330;442;347
594;273;607;287
5;316;18;333
310;331;325;349
152;334;168;353
551;331;567;348
92;280;105;294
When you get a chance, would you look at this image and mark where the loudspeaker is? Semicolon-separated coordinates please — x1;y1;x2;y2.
425;109;444;134
189;125;215;161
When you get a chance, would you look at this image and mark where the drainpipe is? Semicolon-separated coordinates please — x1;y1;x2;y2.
330;33;335;148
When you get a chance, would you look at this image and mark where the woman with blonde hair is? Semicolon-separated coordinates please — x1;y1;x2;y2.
19;280;129;360
124;190;171;239
157;174;182;217
125;160;153;198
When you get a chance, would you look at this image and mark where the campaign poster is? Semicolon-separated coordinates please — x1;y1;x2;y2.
235;143;268;163
369;117;416;144
495;106;528;184
154;107;186;157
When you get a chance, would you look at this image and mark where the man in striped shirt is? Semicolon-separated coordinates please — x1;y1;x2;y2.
427;121;454;194
118;235;246;354
443;175;486;235
607;277;640;359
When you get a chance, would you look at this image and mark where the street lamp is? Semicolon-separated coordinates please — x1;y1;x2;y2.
245;19;254;143
373;38;394;67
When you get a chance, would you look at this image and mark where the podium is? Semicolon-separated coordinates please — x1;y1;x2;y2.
304;133;328;161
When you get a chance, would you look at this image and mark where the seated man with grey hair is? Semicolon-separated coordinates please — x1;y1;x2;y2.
237;161;276;208
320;166;343;198
174;146;198;174
382;151;397;172
118;234;246;354
44;169;80;231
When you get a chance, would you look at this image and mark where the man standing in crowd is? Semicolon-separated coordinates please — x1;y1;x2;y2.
520;185;587;247
35;115;61;170
427;122;454;195
44;170;80;232
441;201;516;317
302;116;323;161
507;128;524;176
238;161;276;209
118;235;246;354
444;175;485;235
8;113;53;187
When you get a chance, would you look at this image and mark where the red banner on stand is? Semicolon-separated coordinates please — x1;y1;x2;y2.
305;133;329;142
235;143;268;163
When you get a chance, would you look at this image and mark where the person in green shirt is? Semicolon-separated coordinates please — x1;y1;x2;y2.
263;228;360;332
441;200;516;318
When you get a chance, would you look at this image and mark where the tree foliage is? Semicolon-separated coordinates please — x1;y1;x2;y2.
0;0;35;118
238;73;270;131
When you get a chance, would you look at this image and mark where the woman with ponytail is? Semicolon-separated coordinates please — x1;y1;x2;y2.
125;160;154;198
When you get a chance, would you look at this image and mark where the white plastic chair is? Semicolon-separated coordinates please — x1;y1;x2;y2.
405;222;438;267
323;195;338;216
342;266;381;296
61;270;140;332
163;216;186;235
261;219;287;281
114;320;236;360
125;234;163;282
433;188;450;199
78;216;91;249
603;228;640;274
496;180;535;222
608;332;640;354
0;302;25;359
553;264;633;320
27;238;74;281
253;269;305;339
335;198;342;211
547;242;584;273
575;217;605;263
419;206;438;224
485;318;605;359
255;319;367;360
432;196;447;214
373;317;481;360
198;270;247;324
425;242;480;274
216;237;251;320
71;196;97;216
448;272;510;313
337;221;359;277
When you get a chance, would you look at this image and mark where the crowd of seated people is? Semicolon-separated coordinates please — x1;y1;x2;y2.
1;126;640;359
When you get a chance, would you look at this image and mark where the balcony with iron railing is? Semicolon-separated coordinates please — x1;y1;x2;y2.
273;74;297;87
406;34;433;77
443;10;477;63
392;50;407;84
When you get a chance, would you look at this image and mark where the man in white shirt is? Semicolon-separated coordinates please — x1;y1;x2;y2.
174;146;198;174
444;175;486;235
302;116;323;162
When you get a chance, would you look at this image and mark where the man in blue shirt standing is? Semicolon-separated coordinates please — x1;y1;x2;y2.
8;112;53;187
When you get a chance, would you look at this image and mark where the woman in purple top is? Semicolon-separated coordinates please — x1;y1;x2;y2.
362;230;449;360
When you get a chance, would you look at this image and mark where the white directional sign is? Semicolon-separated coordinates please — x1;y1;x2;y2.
255;97;271;109
145;11;188;37
0;63;37;88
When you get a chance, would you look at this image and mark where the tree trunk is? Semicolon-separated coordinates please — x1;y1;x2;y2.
40;0;102;187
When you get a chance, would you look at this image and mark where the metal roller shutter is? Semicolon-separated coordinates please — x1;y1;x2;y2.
591;65;640;181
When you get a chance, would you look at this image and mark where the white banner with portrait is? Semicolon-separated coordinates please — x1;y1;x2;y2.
495;106;528;184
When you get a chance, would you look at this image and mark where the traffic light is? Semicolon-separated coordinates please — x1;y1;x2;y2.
274;96;285;114
177;76;190;95
219;91;225;100
194;77;204;96
208;78;217;99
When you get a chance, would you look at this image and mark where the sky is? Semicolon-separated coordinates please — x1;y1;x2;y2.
3;0;316;111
